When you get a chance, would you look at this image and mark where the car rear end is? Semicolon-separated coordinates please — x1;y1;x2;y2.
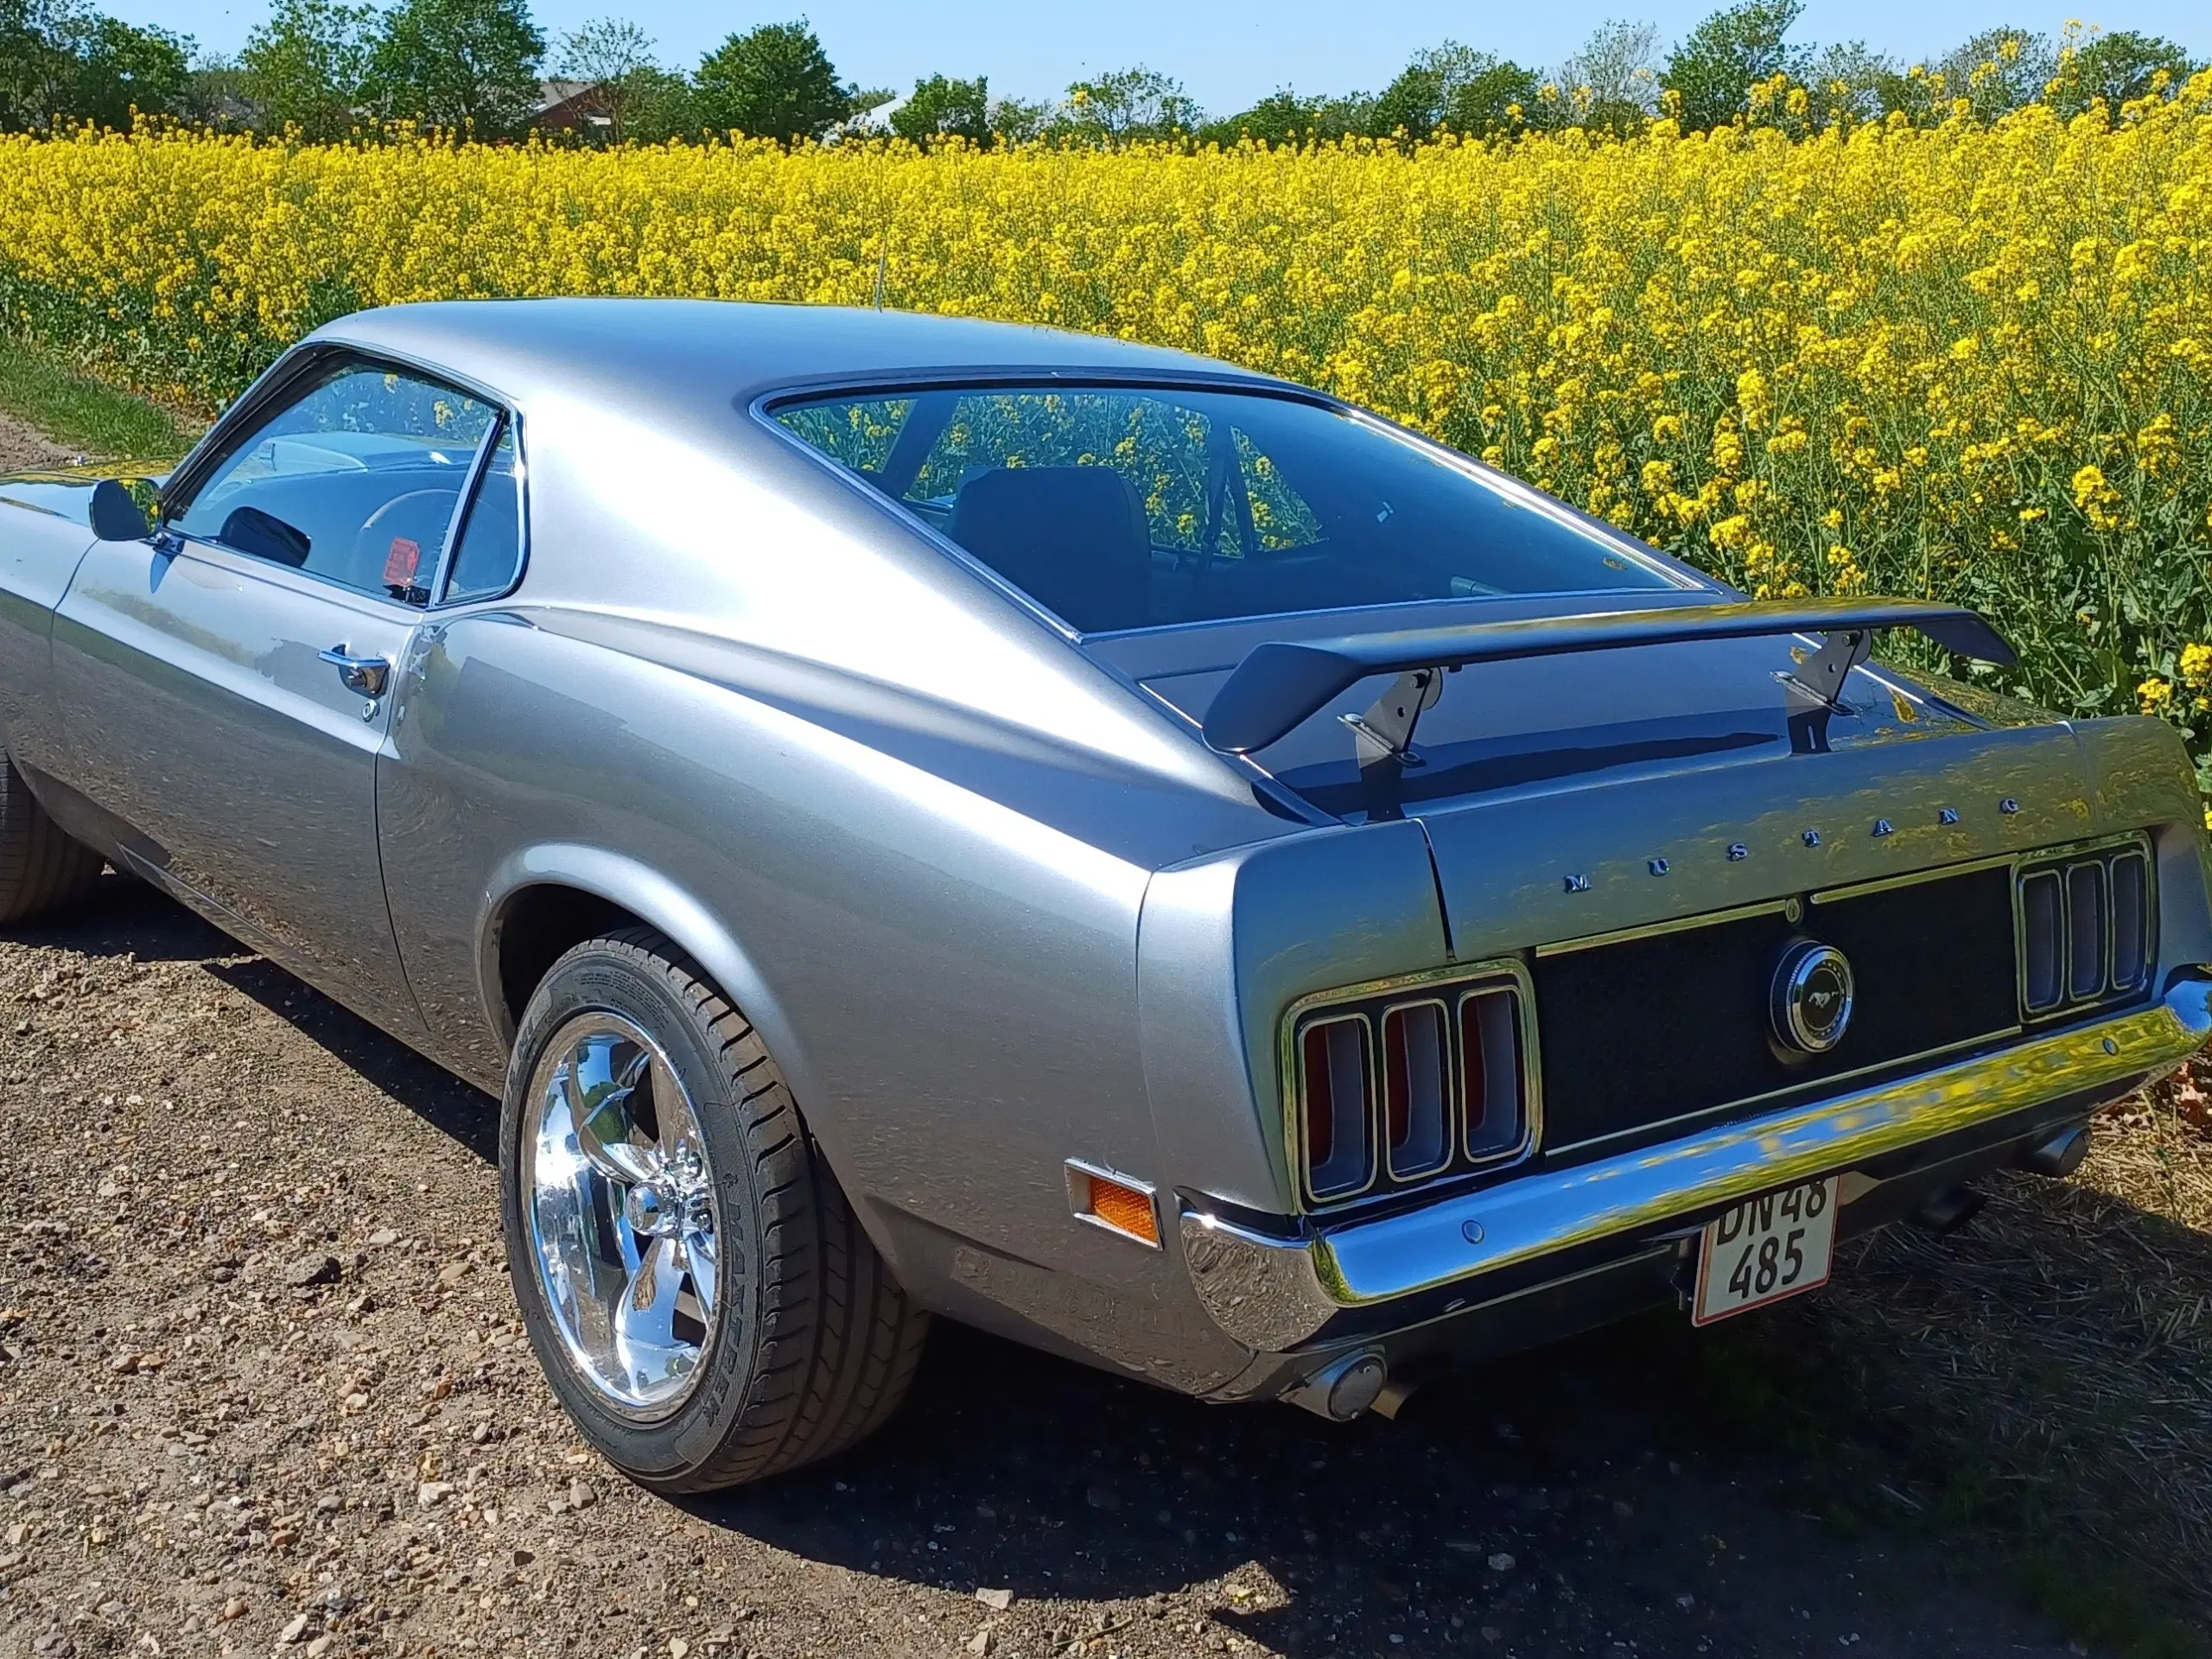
760;360;2212;1415
1151;705;2211;1415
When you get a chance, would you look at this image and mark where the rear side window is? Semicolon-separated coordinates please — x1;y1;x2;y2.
772;384;1675;634
174;361;497;605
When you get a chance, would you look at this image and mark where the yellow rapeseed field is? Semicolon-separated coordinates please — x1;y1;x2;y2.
2;86;2209;790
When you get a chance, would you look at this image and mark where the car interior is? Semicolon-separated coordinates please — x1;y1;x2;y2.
777;385;1678;635
168;365;498;607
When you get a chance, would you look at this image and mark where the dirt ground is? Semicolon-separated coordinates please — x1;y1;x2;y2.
2;876;2208;1659
0;412;71;473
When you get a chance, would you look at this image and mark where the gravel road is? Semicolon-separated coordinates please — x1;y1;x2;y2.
0;874;2119;1659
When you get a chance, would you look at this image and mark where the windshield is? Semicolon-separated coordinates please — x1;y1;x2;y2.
772;385;1680;633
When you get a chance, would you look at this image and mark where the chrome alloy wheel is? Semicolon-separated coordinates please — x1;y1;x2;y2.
521;1013;721;1417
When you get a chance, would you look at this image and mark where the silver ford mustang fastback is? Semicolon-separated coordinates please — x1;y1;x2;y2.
3;300;2208;1492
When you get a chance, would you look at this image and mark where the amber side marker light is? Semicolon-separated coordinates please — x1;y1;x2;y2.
1065;1160;1161;1247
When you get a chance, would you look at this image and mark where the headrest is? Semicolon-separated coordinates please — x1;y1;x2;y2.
946;467;1152;633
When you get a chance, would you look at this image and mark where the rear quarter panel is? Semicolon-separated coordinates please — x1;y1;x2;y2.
378;606;1287;1382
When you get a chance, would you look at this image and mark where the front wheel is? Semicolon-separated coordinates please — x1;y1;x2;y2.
0;753;104;925
499;927;929;1491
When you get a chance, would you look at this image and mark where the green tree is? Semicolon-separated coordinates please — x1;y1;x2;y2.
889;73;988;143
554;16;660;142
0;0;190;128
0;0;84;128
1555;18;1663;131
2050;29;2196;116
364;0;545;137
1802;40;1898;124
1662;0;1808;129
1930;27;2054;118
1370;42;1536;137
68;12;192;124
1049;66;1198;144
693;20;849;142
240;0;374;137
1198;88;1375;147
183;55;254;128
620;67;696;142
984;93;1050;143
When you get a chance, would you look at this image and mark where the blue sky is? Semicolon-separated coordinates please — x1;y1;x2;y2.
118;0;2210;111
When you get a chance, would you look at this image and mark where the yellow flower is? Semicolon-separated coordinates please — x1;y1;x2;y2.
1;95;2209;818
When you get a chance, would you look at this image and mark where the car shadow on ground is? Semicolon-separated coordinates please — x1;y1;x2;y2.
38;877;2209;1655
29;872;500;1160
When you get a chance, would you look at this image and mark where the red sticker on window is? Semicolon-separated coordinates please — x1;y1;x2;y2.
384;537;422;588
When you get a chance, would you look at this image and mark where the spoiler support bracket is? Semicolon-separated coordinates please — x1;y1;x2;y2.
1340;667;1448;821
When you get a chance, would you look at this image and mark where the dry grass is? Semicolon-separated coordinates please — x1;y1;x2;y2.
1690;1048;2212;1652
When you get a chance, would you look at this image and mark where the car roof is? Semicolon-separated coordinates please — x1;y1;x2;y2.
310;299;1273;419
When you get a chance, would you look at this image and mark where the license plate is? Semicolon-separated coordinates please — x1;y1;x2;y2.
1691;1177;1839;1325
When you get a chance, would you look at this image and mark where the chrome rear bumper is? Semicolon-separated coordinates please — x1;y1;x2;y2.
1181;974;2212;1352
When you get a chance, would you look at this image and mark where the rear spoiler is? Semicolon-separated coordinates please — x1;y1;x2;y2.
1198;597;2017;756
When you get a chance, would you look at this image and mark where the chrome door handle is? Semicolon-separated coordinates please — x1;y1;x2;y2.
319;645;391;698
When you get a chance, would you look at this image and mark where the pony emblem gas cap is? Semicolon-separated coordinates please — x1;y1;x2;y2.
1770;939;1855;1054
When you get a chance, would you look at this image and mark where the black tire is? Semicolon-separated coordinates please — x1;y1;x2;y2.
499;925;929;1491
0;753;104;925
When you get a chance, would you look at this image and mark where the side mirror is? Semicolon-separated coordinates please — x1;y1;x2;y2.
89;477;151;542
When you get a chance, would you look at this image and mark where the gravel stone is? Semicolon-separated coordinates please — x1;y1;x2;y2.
0;836;2165;1658
283;1253;342;1287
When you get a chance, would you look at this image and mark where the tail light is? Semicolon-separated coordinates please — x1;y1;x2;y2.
1459;986;1529;1160
1293;969;1535;1206
2110;849;2150;988
2065;861;2107;1000
1300;1015;1374;1199
2018;839;2153;1018
1382;1002;1450;1179
2020;869;2063;1012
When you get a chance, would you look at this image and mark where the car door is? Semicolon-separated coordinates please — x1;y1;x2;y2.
51;351;507;1028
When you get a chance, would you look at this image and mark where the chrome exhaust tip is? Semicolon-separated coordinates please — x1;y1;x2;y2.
1285;1350;1388;1421
2017;1124;2089;1179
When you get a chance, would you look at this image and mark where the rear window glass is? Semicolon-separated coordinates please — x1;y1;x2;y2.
773;385;1675;633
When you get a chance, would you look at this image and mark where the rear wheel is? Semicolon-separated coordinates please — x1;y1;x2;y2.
499;926;929;1491
0;753;104;925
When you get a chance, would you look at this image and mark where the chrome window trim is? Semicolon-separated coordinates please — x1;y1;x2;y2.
428;409;531;609
155;341;518;612
1281;957;1539;1214
161;341;516;526
1379;997;1456;1183
748;374;1702;644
